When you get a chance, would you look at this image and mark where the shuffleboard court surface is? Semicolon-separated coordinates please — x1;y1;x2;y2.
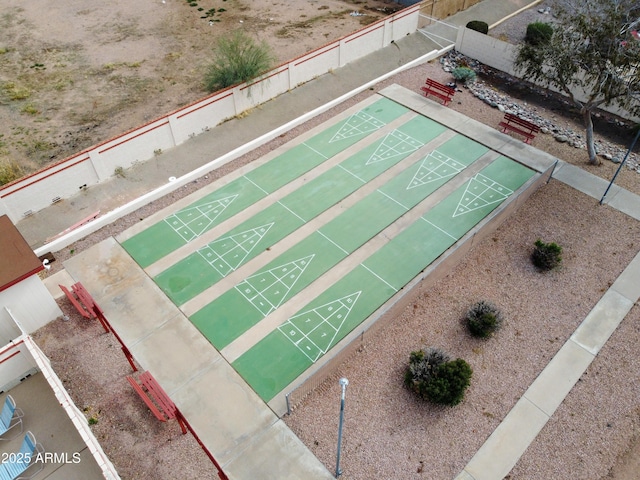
233;156;535;401
121;97;409;268
190;134;489;349
154;115;446;305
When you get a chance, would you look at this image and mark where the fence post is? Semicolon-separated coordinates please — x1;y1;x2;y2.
335;377;349;477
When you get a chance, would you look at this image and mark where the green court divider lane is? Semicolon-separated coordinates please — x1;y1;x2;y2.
232;268;397;402
192;234;347;348
302;97;410;158
121;177;267;268
155;114;448;305
121;97;408;268
190;134;489;348
233;156;535;401
155;201;306;305
363;156;536;289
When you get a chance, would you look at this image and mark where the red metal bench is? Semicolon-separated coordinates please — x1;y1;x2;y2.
498;112;540;144
420;78;456;106
60;282;137;371
60;283;109;332
127;371;187;434
126;371;229;478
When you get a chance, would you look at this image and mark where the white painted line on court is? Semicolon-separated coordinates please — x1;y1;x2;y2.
242;175;271;195
422;218;458;241
376;189;410;211
277;200;307;223
316;230;350;255
337;163;367;184
302;142;331;160
360;263;397;292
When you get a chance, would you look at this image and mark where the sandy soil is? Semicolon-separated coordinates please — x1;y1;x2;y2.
21;1;640;479
0;0;399;176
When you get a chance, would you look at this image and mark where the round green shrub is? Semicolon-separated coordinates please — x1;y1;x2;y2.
405;349;472;406
452;66;476;84
424;359;473;406
466;300;503;338
532;239;562;271
525;22;553;46
404;347;450;400
466;20;489;34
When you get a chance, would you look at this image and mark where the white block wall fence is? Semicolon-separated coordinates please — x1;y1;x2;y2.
0;5;421;224
455;27;640;122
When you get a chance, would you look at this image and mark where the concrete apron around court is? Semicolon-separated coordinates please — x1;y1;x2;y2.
59;85;560;479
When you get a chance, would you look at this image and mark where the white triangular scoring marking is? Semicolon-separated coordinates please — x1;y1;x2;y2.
329;111;386;143
197;222;274;277
278;291;361;363
407;151;466;190
165;194;238;242
366;130;424;165
236;254;315;317
452;173;513;217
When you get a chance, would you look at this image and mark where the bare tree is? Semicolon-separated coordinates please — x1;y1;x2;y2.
514;0;640;164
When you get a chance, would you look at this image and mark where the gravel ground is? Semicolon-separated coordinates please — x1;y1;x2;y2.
34;32;640;480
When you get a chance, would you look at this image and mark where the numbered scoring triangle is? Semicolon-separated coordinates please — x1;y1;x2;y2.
366;130;424;165
278;291;361;363
165;194;237;242
236;254;315;317
198;222;274;277
408;151;466;189
329;111;386;143
453;173;513;217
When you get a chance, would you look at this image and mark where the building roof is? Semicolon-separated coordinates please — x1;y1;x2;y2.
0;215;43;292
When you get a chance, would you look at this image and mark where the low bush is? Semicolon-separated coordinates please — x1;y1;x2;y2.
404;347;450;399
404;348;472;406
531;239;562;271
525;22;553;46
205;30;276;92
452;66;476;84
0;161;23;186
466;20;489;34
424;359;473;406
465;300;503;338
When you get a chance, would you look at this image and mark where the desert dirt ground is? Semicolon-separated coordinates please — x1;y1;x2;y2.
13;0;640;479
0;0;399;178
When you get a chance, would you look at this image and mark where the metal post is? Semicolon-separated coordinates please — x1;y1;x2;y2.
335;377;349;478
600;127;640;204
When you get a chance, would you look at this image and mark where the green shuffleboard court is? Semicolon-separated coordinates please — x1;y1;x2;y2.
121;96;409;268
190;134;489;349
115;94;539;408
233;156;535;401
154;114;452;305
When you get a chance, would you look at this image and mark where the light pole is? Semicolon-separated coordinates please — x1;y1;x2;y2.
600;127;640;204
335;377;349;477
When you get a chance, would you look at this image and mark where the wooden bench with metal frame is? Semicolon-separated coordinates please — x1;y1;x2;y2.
59;282;137;371
126;371;187;435
498;112;540;144
420;78;456;106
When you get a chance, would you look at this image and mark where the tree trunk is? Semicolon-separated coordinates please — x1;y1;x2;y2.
583;107;600;165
